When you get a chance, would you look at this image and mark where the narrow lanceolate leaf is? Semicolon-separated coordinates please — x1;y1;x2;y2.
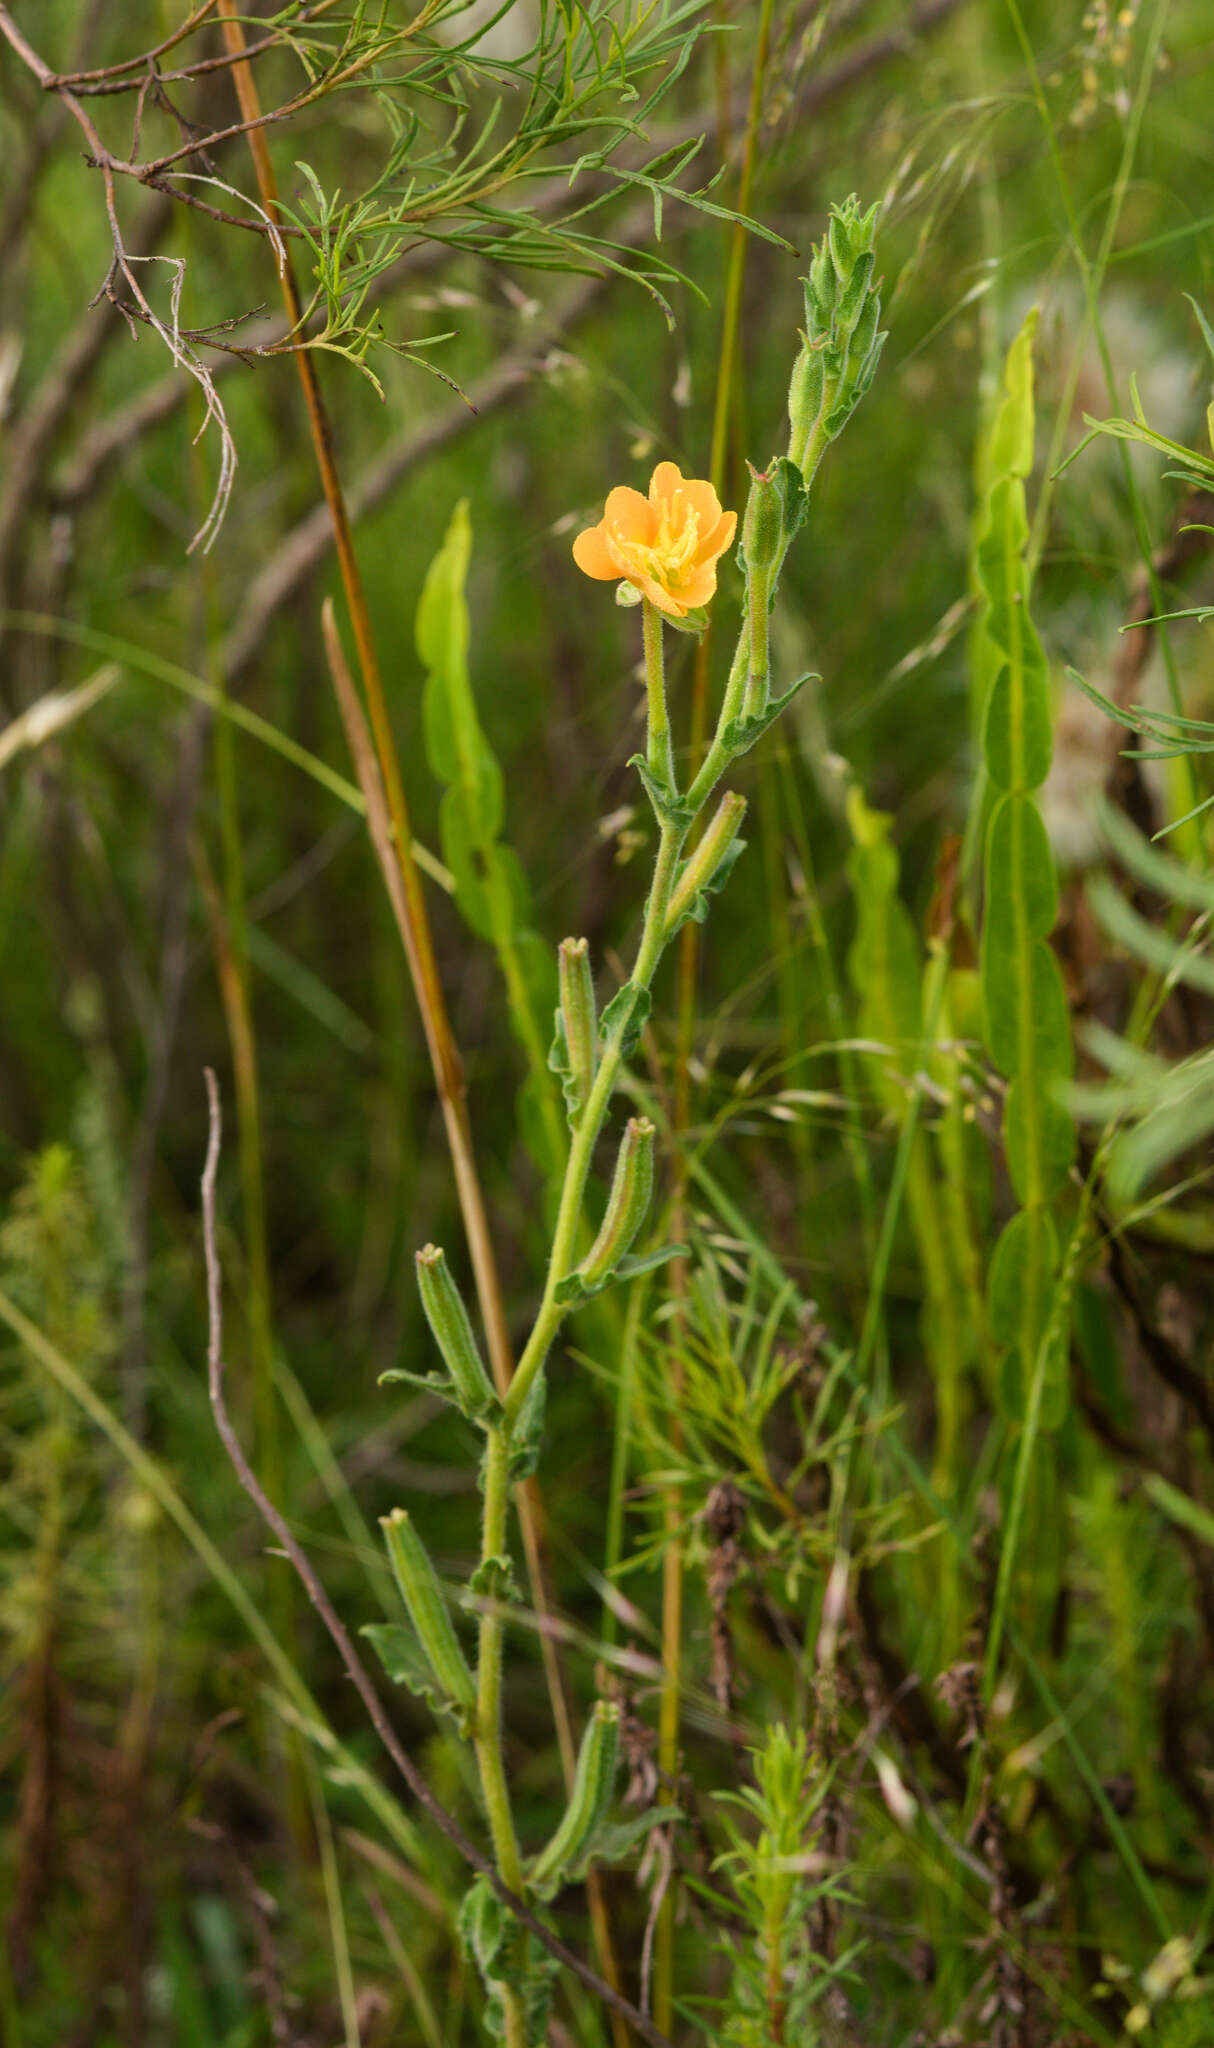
380;1508;477;1730
973;309;1075;1429
529;1700;621;1898
414;1243;499;1424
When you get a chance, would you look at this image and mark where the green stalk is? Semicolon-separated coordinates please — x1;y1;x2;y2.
473;1424;527;2048
601;1276;648;1650
504;816;685;1431
474;1429;525;1891
1009;0;1200;828
642;597;674;792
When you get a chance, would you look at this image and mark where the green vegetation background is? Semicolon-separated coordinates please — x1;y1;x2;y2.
3;2;1214;2043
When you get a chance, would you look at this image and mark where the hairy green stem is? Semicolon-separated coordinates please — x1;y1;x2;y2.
475;1427;524;1892
474;1424;527;2048
504;444;812;1436
505;816;685;1431
643;597;675;791
744;562;771;720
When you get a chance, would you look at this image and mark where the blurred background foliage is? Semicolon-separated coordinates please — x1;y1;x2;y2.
3;1;1214;2043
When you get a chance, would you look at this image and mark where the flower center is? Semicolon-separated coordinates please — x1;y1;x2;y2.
612;499;701;590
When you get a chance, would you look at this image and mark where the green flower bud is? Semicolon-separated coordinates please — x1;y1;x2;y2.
530;1700;620;1894
792;196;883;474
557;937;597;1126
808;239;837;320
415;1244;497;1422
579;1117;654;1286
837;248;875;328
741;463;783;575
381;1508;477;1724
828;206;854;280
788;341;826;454
666;793;747;933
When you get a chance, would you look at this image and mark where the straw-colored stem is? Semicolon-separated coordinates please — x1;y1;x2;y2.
661;5;775;2018
216;11;619;2005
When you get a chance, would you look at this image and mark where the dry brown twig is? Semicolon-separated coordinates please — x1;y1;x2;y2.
0;4;243;551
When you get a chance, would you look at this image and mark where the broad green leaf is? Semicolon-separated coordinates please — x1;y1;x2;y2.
989;1204;1058;1363
417;501;504;845
980;565;1052;793
439;790;528;942
413;504;563;1168
986;794;1058;938
986;305;1038;481
982;932;1071;1082
1004;1075;1074;1207
845;787;922;1082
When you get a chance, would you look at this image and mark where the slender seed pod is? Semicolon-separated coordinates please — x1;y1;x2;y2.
557;937;597;1125
530;1700;621;1892
666;793;747;932
415;1243;496;1421
381;1508;477;1721
741;464;782;576
787;341;826;460
578;1117;654;1286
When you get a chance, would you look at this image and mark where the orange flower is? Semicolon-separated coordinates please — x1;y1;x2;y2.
572;461;736;619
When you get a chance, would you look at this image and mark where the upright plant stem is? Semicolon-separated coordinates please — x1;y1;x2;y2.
212;9;627;2017
505;817;686;1429
475;1426;527;2048
643;598;674;790
661;6;773;2019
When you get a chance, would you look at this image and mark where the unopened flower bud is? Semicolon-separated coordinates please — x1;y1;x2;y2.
741;463;783;575
557;937;597;1125
579;1117;654;1286
415;1244;497;1421
530;1700;620;1892
788;341;826;457
791;197;884;473
381;1507;477;1722
666;793;747;931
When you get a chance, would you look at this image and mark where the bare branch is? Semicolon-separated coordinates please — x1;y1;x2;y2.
0;11;239;554
223;274;604;682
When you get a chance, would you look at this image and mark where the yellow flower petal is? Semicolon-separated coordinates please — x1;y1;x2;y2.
572;525;619;579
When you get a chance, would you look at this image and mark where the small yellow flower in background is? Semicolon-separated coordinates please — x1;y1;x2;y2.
572;460;736;619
